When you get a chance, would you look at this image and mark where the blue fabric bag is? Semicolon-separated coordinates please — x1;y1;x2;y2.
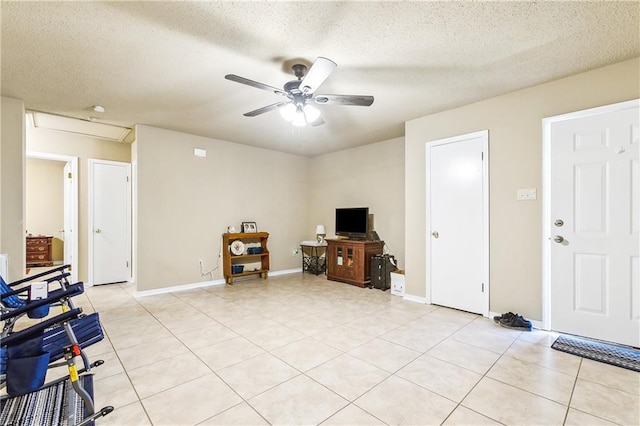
26;302;50;319
6;335;50;396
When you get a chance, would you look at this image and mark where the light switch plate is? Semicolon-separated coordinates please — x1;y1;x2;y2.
517;188;537;200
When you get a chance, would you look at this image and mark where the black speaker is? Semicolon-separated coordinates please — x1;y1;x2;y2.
370;254;397;290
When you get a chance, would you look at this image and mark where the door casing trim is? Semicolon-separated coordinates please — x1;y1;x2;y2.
26;151;78;284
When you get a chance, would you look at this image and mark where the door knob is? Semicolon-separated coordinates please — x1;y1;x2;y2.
95;228;101;234
554;219;564;227
432;231;439;239
553;235;564;243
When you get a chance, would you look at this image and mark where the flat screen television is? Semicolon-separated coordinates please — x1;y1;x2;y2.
335;207;369;239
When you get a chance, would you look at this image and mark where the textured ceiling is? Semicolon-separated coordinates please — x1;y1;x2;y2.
2;1;639;156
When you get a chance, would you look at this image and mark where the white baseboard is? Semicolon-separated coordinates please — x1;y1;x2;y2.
134;268;302;298
531;319;543;330
135;279;225;298
269;268;301;276
402;294;429;304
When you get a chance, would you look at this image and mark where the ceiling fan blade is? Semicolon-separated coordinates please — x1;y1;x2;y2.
225;74;288;97
299;57;337;94
312;94;374;106
243;101;291;117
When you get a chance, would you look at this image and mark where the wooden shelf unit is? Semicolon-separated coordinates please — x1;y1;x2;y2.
326;239;383;287
222;232;269;284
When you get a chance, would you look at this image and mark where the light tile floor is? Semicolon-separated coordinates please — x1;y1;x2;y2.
45;273;640;425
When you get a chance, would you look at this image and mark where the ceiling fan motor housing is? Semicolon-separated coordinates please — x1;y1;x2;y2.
283;80;302;93
292;64;307;79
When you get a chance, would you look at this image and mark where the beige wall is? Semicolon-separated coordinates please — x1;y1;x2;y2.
25;158;65;261
405;57;640;320
26;127;131;281
309;137;405;268
134;125;311;291
0;97;26;281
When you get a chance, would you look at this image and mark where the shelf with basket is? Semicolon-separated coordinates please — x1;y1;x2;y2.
222;232;269;284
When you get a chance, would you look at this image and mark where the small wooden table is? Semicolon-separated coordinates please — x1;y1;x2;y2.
300;241;327;275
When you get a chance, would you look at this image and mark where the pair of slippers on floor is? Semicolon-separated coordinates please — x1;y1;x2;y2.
493;312;532;331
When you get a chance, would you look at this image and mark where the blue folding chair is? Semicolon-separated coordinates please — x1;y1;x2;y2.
1;282;105;387
0;307;113;425
1;265;78;336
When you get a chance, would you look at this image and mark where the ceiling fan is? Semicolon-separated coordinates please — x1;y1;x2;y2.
225;57;374;127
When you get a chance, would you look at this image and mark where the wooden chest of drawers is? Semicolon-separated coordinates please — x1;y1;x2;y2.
26;236;53;267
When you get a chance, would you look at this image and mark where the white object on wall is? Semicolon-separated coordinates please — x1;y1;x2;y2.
517;188;537;200
0;253;8;280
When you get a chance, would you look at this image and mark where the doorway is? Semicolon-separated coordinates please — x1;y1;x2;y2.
543;99;639;347
88;159;132;286
426;130;489;316
25;152;78;283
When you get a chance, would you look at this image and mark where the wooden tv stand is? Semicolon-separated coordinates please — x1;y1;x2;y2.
326;239;383;287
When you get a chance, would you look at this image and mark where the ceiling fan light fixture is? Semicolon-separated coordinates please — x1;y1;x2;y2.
279;103;296;121
292;108;307;127
303;104;320;123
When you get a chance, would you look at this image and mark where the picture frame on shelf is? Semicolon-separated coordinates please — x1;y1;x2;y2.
242;222;257;233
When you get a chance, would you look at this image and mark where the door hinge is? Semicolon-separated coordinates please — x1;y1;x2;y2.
126;176;129;182
126;261;129;268
481;152;484;161
68;172;72;178
482;283;485;292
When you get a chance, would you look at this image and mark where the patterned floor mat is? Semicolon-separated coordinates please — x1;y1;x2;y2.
551;334;640;372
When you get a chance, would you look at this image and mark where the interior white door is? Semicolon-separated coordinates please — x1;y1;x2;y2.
428;131;488;315
547;100;639;347
89;160;131;285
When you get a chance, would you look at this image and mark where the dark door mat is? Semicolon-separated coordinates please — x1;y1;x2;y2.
551;334;640;372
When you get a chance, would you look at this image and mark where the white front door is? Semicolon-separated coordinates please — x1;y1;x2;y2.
89;159;131;285
427;130;489;315
544;99;639;347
